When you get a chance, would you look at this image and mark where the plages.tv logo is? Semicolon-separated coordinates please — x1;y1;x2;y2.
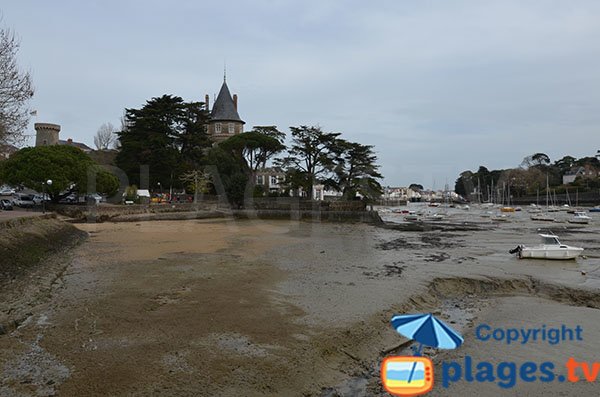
381;313;464;396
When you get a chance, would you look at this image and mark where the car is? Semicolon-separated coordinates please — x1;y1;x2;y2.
33;194;51;205
0;185;16;196
59;194;78;204
0;199;13;210
13;194;35;208
85;193;104;204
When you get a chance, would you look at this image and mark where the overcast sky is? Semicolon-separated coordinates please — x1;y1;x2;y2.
3;1;600;188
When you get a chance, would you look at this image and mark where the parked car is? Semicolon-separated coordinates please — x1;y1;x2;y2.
85;193;104;204
0;199;13;210
59;194;78;204
33;194;51;205
13;194;35;208
0;187;16;196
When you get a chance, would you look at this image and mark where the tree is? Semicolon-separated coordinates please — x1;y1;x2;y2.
0;24;34;144
454;171;473;198
0;145;119;202
115;95;210;188
93;122;118;150
278;125;340;197
332;140;382;200
409;183;424;191
180;169;211;203
219;128;286;173
554;155;576;174
521;153;551;169
204;146;248;207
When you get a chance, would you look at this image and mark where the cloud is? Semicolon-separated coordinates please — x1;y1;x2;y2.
4;0;600;186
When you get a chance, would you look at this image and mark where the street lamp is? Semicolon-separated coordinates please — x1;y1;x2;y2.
158;182;162;194
43;179;52;214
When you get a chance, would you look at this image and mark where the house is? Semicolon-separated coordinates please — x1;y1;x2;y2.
563;166;599;184
59;138;93;153
255;167;286;194
312;184;343;201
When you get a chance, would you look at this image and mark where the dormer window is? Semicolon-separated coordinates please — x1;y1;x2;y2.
229;123;234;134
215;123;222;133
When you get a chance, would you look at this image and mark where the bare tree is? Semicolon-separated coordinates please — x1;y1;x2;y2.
94;122;117;150
0;24;34;144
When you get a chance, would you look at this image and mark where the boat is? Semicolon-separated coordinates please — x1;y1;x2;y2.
590;207;600;213
530;214;555;222
501;207;515;213
509;234;584;260
404;214;420;221
528;204;542;214
491;214;510;222
423;213;445;221
568;211;591;224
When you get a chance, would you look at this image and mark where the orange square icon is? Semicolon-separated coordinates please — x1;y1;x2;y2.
381;356;434;396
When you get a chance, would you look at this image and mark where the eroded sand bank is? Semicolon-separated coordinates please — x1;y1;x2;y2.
1;213;599;396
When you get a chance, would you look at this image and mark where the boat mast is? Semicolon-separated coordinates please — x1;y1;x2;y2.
545;174;549;209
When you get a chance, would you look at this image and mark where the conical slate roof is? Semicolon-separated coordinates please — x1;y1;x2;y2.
210;81;244;123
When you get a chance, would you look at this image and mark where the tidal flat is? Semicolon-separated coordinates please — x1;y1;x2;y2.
1;209;600;396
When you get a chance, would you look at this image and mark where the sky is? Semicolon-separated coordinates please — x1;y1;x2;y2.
2;1;600;188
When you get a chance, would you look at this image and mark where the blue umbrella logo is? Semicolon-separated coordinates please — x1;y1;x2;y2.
389;313;463;384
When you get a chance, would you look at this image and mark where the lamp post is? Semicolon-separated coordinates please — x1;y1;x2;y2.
42;179;52;214
158;182;162;194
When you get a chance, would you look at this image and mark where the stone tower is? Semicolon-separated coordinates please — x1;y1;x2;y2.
207;79;245;143
35;123;61;146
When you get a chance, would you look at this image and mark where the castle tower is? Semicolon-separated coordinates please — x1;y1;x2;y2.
207;79;245;143
35;123;61;146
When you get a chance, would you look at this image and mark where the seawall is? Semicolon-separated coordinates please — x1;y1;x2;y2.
0;215;87;284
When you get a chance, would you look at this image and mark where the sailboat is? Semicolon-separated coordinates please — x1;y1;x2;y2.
531;175;556;221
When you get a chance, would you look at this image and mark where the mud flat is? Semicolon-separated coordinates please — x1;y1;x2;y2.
1;216;599;396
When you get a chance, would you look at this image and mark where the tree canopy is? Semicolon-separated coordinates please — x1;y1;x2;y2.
115;95;210;189
0;145;119;202
333;140;382;200
0;24;34;144
278;125;341;196
219;127;285;173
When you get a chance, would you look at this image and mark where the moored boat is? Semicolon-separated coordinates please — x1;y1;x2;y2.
509;234;583;260
568;211;591;224
531;214;555;222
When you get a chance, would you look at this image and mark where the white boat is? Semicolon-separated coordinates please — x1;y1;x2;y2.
568;211;591;224
531;214;555;222
424;213;445;221
510;234;583;260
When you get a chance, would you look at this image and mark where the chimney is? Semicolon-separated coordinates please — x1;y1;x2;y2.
233;94;238;110
205;94;210;111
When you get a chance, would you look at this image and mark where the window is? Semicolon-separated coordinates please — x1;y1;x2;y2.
215;123;221;133
256;175;264;185
270;176;278;185
229;123;235;134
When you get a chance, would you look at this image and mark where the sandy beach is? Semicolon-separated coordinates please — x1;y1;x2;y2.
1;206;600;396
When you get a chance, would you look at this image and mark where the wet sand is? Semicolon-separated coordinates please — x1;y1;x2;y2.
1;207;600;396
